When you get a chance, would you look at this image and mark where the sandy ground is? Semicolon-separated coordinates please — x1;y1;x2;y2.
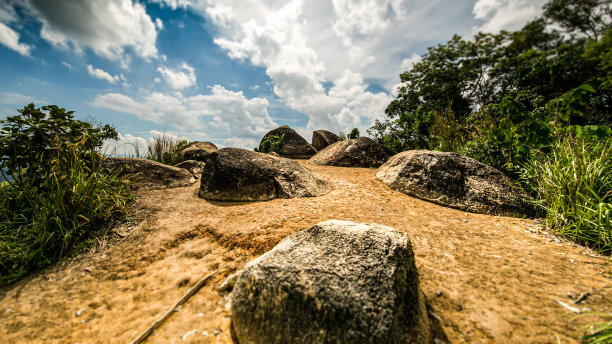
1;161;611;344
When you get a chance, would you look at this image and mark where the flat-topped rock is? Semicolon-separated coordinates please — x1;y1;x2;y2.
199;148;330;201
377;150;536;217
259;125;317;159
100;157;196;189
310;137;396;167
180;141;218;162
311;130;341;151
230;220;433;344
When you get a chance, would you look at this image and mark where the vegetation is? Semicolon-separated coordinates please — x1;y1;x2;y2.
370;0;611;255
256;134;285;154
145;133;187;165
0;104;131;286
347;128;360;139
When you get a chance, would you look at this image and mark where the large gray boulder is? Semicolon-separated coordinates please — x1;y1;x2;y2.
377;150;536;217
311;130;341;151
310;137;396;168
180;141;218;162
199;148;330;201
259;125;318;159
230;220;433;344
100;157;196;189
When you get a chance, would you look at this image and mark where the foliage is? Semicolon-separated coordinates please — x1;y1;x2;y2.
0;103;117;184
146;133;187;165
0;104;131;286
347;128;360;139
519;136;611;253
582;313;612;343
257;134;285;154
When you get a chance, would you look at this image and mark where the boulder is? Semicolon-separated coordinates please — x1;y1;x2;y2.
259;125;318;159
310;137;396;168
174;160;206;178
376;150;536;217
100;157;196;189
199;148;330;201
180;141;218;162
230;220;432;344
311;130;341;151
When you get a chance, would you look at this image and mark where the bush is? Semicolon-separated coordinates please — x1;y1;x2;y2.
257;134;285;154
146;133;187;165
0;104;131;286
347;128;360;139
519;136;611;253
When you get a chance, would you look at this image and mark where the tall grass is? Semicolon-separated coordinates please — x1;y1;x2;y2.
146;133;187;165
520;136;611;253
0;142;131;286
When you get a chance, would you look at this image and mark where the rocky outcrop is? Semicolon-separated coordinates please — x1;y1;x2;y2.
377;150;535;217
100;157;196;189
311;130;341;151
259;125;317;159
174;160;206;178
310;137;396;168
199;148;330;201
230;220;432;344
180;141;218;162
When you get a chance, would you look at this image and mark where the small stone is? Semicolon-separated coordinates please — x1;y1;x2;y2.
434;290;443;297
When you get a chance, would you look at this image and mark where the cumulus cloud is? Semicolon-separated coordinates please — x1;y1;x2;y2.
0;22;32;56
473;0;548;33
91;85;276;144
87;65;122;84
27;0;159;64
400;53;422;73
157;62;197;89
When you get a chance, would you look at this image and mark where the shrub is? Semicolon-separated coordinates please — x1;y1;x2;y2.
519;136;611;253
347;128;360;139
146;133;187;165
257;134;285;154
0;104;131;286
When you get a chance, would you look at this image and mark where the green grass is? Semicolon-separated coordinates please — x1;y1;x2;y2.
146;133;187;165
0;144;131;286
520;136;611;254
581;313;612;344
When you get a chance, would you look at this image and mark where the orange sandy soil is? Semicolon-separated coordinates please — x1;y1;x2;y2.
1;162;611;344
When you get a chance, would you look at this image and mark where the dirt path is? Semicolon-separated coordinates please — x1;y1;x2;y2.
1;162;611;343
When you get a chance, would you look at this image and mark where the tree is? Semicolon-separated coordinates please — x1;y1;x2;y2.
544;0;612;40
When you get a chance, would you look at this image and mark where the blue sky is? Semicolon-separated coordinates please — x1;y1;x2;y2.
0;0;547;153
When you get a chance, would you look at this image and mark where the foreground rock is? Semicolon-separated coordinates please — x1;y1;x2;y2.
260;125;317;159
174;160;206;178
100;157;196;189
180;141;218;162
310;137;396;167
377;150;535;217
230;220;432;344
199;148;330;201
311;130;341;151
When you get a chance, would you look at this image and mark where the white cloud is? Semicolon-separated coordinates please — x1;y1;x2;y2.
87;65;121;84
155;18;164;30
103;132;148;156
473;0;547;33
0;22;32;56
28;0;159;65
400;53;422;73
0;91;46;105
157;62;197;89
91;85;276;145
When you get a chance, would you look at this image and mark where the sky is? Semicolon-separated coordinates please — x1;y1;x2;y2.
0;0;548;154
